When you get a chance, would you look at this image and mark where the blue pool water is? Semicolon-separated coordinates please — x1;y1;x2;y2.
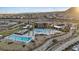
8;34;32;43
34;29;50;32
34;29;51;35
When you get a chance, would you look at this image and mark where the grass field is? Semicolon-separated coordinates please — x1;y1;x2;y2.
0;27;20;36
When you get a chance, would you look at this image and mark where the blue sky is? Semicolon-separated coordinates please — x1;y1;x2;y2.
0;7;70;13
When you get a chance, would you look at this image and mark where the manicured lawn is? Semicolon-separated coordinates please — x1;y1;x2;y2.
0;27;20;36
0;23;24;36
0;40;23;50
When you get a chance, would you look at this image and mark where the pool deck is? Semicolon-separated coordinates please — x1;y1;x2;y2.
4;29;61;43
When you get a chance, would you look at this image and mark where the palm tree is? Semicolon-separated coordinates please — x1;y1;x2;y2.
50;24;52;35
32;22;35;36
47;23;51;35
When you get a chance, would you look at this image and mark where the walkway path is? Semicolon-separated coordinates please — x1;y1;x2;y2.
47;34;79;51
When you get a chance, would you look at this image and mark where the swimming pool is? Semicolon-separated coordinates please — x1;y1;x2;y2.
34;29;51;35
6;28;60;43
8;34;32;43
